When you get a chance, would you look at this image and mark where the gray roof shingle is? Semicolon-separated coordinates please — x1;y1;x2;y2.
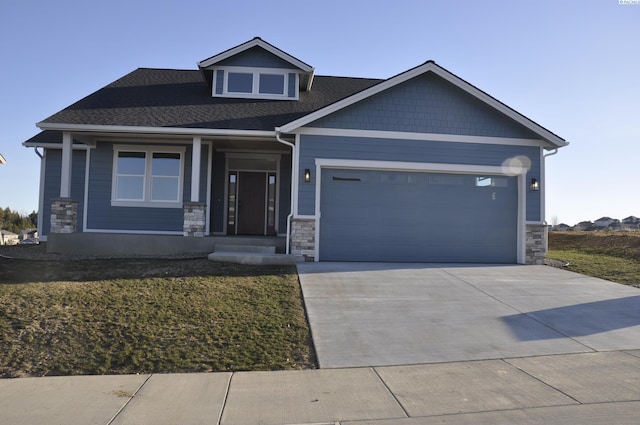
38;68;383;131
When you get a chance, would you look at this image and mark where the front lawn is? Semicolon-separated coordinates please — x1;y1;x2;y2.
547;231;640;286
0;254;315;378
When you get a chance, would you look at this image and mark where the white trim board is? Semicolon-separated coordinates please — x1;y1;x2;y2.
298;127;547;147
314;158;519;175
35;123;276;139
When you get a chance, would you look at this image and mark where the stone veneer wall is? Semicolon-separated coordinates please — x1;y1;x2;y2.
290;218;316;261
50;198;78;234
183;202;206;237
526;223;548;265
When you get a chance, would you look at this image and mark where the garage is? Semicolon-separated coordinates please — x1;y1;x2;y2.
319;168;519;263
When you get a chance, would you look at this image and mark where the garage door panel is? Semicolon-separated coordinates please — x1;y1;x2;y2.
320;169;518;263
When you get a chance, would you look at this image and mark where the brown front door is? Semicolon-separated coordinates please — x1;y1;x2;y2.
236;171;266;235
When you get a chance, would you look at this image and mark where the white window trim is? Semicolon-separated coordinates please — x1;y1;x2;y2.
213;66;298;100
111;145;185;208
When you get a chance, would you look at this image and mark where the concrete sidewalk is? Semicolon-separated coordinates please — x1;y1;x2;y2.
1;351;640;424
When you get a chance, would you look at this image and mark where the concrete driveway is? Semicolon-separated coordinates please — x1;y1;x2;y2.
296;263;640;368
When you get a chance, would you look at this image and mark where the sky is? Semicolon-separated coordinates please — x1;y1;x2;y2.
1;0;638;226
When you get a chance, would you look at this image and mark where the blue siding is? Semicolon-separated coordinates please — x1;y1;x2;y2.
85;142;198;232
311;73;539;140
42;149;87;236
298;134;541;221
217;46;295;69
215;70;224;94
288;73;296;98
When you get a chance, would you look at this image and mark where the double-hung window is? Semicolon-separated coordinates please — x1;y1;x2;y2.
112;145;184;208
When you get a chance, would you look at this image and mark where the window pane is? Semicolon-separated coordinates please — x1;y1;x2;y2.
259;73;285;95
117;152;145;175
151;177;179;201
228;72;253;93
117;176;144;200
152;153;180;176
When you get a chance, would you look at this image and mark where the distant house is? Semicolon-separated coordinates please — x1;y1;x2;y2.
574;221;596;231
19;229;39;244
594;217;618;228
21;37;568;264
554;223;572;231
622;216;640;230
0;229;19;246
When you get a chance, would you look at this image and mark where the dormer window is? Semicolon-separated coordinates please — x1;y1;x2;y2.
213;67;298;100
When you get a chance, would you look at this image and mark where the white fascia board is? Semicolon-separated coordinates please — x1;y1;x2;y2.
36;122;276;139
198;38;314;73
279;62;567;149
298;127;548;148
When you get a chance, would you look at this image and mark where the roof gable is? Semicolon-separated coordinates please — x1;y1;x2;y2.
198;37;315;92
309;72;541;140
278;61;567;148
198;37;313;72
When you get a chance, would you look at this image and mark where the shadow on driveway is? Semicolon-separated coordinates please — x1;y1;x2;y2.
503;295;640;340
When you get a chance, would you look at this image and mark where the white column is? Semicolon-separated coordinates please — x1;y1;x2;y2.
191;136;201;202
60;132;73;197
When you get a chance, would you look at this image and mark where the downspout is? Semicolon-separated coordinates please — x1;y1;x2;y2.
34;147;43;159
542;148;559;253
275;131;295;254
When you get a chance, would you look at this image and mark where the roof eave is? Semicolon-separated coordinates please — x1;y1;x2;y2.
36;122;277;139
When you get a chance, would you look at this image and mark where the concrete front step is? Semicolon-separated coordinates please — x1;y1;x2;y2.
214;244;276;254
208;252;296;265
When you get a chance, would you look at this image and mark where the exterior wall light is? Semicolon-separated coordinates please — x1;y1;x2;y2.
304;168;311;183
530;178;539;191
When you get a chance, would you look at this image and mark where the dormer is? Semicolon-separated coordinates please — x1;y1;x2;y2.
198;37;315;101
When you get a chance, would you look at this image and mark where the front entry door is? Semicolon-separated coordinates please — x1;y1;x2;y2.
236;171;266;235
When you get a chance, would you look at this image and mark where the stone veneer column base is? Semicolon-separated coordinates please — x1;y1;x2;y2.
525;224;548;265
183;202;206;237
290;218;316;261
50;198;78;234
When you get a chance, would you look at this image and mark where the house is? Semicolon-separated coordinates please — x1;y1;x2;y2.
622;216;640;230
22;37;567;264
553;223;572;231
574;221;596;232
18;229;39;244
594;217;618;228
0;229;19;246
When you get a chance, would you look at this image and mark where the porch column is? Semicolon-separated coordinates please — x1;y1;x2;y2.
60;132;73;197
191;136;201;202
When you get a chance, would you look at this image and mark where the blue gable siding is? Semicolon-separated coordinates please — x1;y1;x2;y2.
85;142;199;232
311;73;539;140
298;134;542;221
217;46;295;69
42;149;87;236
